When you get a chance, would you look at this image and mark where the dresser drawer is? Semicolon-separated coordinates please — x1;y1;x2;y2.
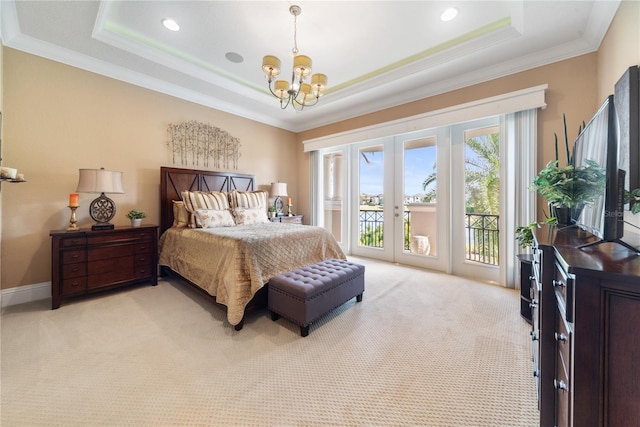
553;261;574;322
88;257;135;288
61;250;86;265
134;262;154;278
62;262;86;279
60;236;86;248
88;245;134;261
134;242;153;254
62;276;87;296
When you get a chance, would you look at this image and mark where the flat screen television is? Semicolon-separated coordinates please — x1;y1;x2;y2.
572;95;636;252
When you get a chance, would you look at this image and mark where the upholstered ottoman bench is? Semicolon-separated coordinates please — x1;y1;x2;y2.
268;259;365;337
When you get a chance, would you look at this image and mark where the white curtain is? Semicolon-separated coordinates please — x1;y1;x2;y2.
501;109;538;289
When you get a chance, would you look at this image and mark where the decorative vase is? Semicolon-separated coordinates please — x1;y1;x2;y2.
131;218;142;228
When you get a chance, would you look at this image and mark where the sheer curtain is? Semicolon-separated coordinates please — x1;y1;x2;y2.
501;109;538;288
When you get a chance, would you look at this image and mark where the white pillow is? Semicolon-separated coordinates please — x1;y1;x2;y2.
232;206;269;225
193;209;236;228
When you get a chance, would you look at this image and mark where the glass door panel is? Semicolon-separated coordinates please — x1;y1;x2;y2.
351;141;393;261
451;119;501;283
322;152;344;244
393;129;450;272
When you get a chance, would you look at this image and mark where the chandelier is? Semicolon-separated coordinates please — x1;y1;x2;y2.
261;5;327;111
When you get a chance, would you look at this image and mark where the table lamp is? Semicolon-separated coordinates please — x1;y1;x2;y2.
270;182;288;216
76;168;124;230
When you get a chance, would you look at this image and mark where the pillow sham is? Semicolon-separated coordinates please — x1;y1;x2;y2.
228;190;269;211
232;206;269;225
181;190;229;228
193;208;236;228
172;200;189;228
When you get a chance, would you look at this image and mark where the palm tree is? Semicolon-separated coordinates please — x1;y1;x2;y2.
465;133;500;214
421;162;437;202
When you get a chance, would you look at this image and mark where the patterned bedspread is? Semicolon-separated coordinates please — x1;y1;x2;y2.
158;223;346;325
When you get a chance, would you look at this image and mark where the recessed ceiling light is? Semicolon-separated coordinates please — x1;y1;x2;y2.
225;52;244;64
440;7;458;22
161;18;180;32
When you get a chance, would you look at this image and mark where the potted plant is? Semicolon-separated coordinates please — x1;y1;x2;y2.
531;115;606;225
126;209;146;227
268;205;277;218
626;188;640;214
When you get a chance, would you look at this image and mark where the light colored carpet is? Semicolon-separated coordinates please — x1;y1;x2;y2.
1;257;538;426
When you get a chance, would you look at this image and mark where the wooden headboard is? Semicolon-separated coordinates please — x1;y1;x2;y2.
160;166;255;234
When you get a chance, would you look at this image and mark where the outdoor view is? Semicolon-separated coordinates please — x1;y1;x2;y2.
358;130;500;265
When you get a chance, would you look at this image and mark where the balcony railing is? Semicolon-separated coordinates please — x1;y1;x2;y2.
358;208;499;265
464;213;499;265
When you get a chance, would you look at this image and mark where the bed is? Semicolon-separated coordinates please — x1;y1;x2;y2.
158;166;346;330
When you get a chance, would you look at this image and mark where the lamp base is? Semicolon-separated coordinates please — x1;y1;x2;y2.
91;222;115;231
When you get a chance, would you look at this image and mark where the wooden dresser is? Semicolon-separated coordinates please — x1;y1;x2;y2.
269;215;303;224
50;225;158;309
533;225;640;426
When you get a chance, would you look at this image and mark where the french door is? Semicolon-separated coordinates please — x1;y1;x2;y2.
343;117;501;283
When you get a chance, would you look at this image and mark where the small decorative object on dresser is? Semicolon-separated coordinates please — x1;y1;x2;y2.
50;225;159;309
126;209;146;227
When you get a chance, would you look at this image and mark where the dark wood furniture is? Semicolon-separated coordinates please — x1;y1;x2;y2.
50;225;158;309
159;166;266;330
517;253;534;324
269;214;303;224
533;225;640;427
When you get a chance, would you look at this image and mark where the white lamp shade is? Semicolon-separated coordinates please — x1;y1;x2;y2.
76;168;124;194
271;182;288;197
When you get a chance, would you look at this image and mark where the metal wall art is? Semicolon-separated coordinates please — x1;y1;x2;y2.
167;121;241;169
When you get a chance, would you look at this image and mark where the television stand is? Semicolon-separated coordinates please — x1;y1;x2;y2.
578;238;640;255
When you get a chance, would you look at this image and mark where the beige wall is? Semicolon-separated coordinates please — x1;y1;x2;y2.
1;48;298;289
597;0;640;102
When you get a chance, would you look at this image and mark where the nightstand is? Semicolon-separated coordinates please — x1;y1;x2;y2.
50;225;158;309
269;215;303;224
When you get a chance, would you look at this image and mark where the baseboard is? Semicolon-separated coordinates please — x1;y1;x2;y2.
1;282;51;308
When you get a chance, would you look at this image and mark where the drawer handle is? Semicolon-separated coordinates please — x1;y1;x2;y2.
555;332;567;342
71;281;80;287
528;275;535;281
553;279;565;288
139;245;147;251
533;369;539;378
71;254;80;259
530;331;538;341
529;299;538;308
71;267;79;273
554;379;568;391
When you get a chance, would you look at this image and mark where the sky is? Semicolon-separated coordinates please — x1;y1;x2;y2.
359;146;437;196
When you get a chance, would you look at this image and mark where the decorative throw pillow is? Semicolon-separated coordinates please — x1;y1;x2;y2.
181;190;229;228
228;190;269;211
232;206;269;225
172;200;189;228
193;208;236;228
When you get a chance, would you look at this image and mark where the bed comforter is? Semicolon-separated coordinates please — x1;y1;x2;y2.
158;222;346;325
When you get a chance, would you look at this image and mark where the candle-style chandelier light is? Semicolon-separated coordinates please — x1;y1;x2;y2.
261;5;327;111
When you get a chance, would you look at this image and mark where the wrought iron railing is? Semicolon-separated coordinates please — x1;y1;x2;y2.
358;209;499;265
465;213;499;265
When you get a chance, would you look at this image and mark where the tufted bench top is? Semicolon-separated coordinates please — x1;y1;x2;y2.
270;259;364;300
